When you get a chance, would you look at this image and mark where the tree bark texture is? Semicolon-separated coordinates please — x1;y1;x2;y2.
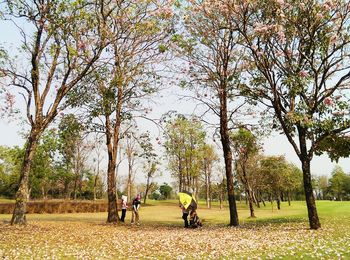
11;128;41;225
219;86;239;226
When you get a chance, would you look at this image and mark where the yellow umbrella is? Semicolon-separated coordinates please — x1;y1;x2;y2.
178;191;197;210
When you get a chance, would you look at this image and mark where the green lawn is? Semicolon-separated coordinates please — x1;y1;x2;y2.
0;200;349;259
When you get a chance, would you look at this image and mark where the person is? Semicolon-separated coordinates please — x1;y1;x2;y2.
180;204;189;228
120;195;128;222
131;194;141;225
189;209;202;228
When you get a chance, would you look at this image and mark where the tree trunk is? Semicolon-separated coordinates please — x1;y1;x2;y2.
260;192;266;207
105;115;119;223
11;127;40;225
301;158;321;229
73;174;78;200
297;126;321;229
253;190;260;208
276;194;281;210
240;166;255;217
205;165;210;209
144;173;151;205
288;191;291;206
127;165;132;204
219;85;239;226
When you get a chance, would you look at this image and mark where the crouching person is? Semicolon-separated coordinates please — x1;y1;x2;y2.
189;210;202;228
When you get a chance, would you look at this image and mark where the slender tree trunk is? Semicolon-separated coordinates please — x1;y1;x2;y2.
205;165;210;208
276;194;281;210
105;114;119;223
301;158;321;229
144;169;151;205
127;163;132;203
240;166;255;217
248;194;255;218
260;192;266;207
11;127;41;225
253;190;260;208
288;191;291;206
73;173;78;200
298;127;321;229
219;85;239;226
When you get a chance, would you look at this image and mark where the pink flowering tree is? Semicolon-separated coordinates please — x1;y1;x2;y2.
66;0;174;223
231;0;350;229
171;0;253;226
0;0;108;225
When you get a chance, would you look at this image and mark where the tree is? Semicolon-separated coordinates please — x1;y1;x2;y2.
159;183;172;199
0;0;108;225
0;146;22;198
282;163;303;205
231;128;260;217
66;0;174;223
200;144;218;209
172;1;250;226
29;129;58;199
232;0;350;229
317;175;329;200
58;114;89;200
164;115;206;196
91;134;105;201
260;156;292;210
329;165;348;201
138;132;159;205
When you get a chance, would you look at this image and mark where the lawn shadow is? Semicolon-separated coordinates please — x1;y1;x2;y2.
238;216;309;230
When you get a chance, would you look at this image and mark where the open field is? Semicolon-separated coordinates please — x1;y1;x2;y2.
1;200;349;259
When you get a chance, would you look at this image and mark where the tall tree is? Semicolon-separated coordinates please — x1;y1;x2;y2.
67;0;174;223
231;128;260;217
200;144;218;209
164;115;206;195
58;114;88;200
232;0;350;229
172;1;248;226
138;131;159;205
329;165;348;201
0;0;108;224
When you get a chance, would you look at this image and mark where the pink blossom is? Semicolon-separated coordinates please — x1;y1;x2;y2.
324;97;333;106
299;70;308;78
5;92;15;108
286;49;293;58
277;30;286;43
316;13;324;20
276;50;284;57
330;35;338;45
254;23;269;34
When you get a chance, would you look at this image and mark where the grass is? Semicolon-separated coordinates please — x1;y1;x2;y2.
0;197;14;203
0;200;349;259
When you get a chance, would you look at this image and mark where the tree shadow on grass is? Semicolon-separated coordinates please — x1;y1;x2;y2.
239;216;309;230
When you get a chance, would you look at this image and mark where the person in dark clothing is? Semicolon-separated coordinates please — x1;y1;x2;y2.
131;194;141;225
180;204;189;228
189;210;202;228
120;195;128;222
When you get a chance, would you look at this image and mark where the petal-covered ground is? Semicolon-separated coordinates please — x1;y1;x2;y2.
0;219;349;259
1;201;350;259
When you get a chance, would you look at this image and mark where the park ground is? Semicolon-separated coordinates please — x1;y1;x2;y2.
0;200;349;259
